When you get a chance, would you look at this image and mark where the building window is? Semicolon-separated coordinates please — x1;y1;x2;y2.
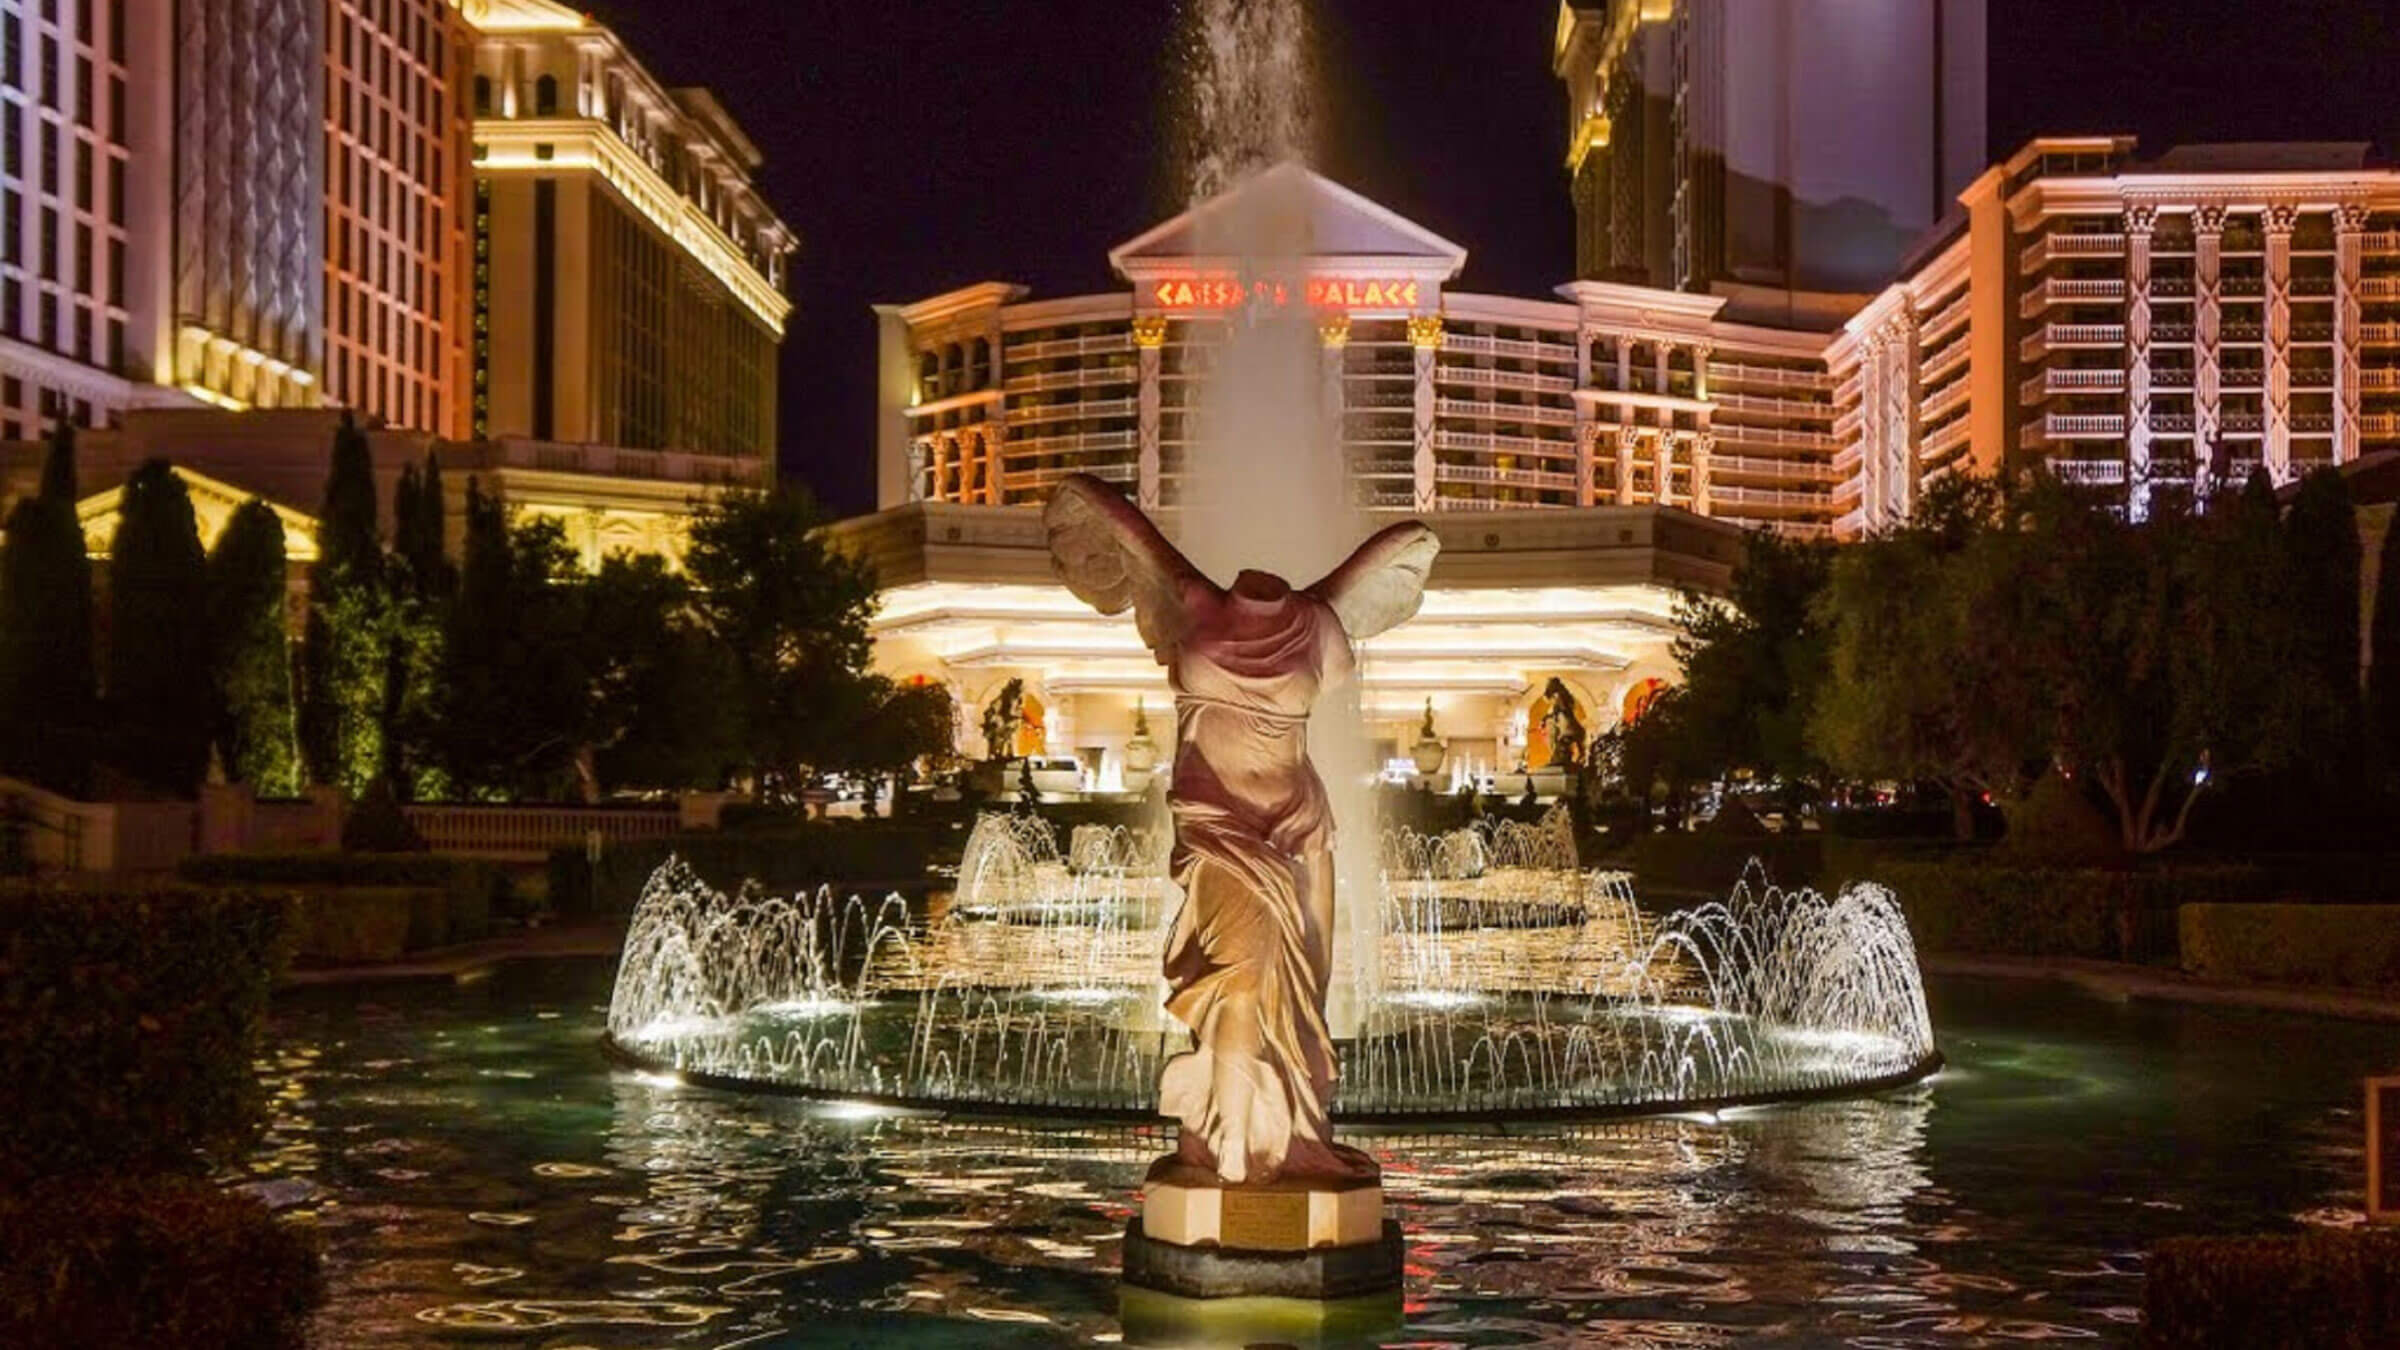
473;73;489;114
534;73;557;116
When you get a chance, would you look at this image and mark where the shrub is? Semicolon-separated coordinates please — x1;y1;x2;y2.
2180;904;2400;987
340;776;428;852
2143;1230;2400;1348
0;1175;322;1350
1869;859;2271;961
177;852;508;948
548;822;936;916
0;886;290;1185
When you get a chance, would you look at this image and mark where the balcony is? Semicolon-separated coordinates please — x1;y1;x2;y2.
1921;333;1971;385
1434;429;1554;456
1442;333;1573;362
1009;397;1136;425
2363;368;2400;391
1435;397;1575;426
2366;323;2400;345
2153;322;2196;343
2221;366;2266;390
1922;416;1972;459
1436;462;1579;491
2361;412;2400;436
2150;411;2197;434
2044;413;2130;439
2362;276;2400;301
2294;412;2336;433
2021;232;2127;271
1006;334;1132;362
2291;275;2337;297
2021;277;2126;318
1708;360;1835;390
1437;363;1576;395
2149;275;2196;298
2222;321;2266;343
1003;365;1136;394
1002;429;1138;457
2023;368;2128;401
2021;323;2127;361
1923;380;1971;422
1708;452;1844;483
1714;424;1844;451
2221;275;2265;298
2050;458;2129;486
2151;367;2195;389
1709;484;1831;509
2364;232;2400;253
2223;413;2266;433
485;438;766;486
1921;291;1972;339
1713;390;1830;419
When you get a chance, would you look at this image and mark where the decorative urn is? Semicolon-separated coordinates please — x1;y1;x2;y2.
1410;699;1447;777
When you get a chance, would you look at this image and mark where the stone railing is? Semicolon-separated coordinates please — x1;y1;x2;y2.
403;804;686;863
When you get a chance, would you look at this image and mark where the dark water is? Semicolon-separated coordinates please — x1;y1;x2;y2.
250;960;2395;1347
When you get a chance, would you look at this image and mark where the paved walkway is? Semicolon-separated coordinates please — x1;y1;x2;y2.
280;921;625;988
1925;953;2400;1024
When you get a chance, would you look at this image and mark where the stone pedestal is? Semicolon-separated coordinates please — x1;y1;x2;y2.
1121;1156;1404;1301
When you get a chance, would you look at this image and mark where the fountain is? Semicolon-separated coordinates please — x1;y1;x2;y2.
606;810;1939;1121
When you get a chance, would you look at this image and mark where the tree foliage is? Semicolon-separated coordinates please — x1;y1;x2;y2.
578;553;740;795
299;414;387;793
1671;529;1833;800
208;500;299;796
432;481;588;799
0;422;97;792
683;485;884;791
106;461;214;794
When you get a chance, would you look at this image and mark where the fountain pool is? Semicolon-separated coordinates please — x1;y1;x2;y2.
604;811;1939;1121
254;961;2392;1347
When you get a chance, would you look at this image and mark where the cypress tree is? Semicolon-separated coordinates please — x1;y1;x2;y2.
107;460;214;794
2284;466;2365;798
299;413;388;792
0;421;96;791
209;499;300;795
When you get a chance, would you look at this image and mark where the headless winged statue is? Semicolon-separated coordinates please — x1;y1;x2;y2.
1045;474;1439;1186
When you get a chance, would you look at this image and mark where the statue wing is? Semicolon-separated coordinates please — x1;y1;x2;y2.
1044;474;1206;658
1306;521;1440;640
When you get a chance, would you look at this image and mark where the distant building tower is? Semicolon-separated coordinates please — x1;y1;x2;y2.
1555;1;1987;321
461;0;797;457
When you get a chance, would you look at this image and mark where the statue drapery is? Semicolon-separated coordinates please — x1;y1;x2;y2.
1045;474;1437;1184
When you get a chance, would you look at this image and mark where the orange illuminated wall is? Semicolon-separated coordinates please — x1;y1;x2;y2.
323;0;471;437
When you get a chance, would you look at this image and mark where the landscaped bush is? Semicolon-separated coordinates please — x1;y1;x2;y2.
2144;1230;2400;1348
178;851;510;948
2180;904;2400;987
1612;830;1830;896
0;1175;322;1350
1868;860;2271;962
548;822;939;916
0;885;290;1184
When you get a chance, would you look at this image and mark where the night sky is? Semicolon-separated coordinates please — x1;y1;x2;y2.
582;0;2400;516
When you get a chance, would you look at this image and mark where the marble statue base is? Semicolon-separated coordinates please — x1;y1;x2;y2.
1121;1156;1403;1301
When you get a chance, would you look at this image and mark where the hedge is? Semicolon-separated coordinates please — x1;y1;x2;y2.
1865;860;2272;962
2180;904;2400;987
0;885;290;1184
548;822;939;916
177;851;511;949
0;1176;322;1350
2144;1230;2400;1348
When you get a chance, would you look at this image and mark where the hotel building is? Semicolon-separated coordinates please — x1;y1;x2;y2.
851;14;2400;782
0;0;792;578
464;0;795;454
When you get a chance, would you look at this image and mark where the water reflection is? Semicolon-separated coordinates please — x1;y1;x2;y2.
254;965;2378;1348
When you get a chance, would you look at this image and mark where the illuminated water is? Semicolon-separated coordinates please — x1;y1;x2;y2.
255;961;2389;1346
605;814;1936;1117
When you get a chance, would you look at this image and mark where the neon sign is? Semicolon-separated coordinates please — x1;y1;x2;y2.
1149;277;1427;312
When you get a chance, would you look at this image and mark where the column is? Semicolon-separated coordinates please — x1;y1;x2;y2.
1410;315;1443;512
1656;431;1677;508
2124;206;2157;520
979;425;1006;506
1691;343;1711;402
1133;316;1167;509
929;432;951;502
1691;432;1714;516
1654;340;1673;397
1615;425;1637;505
1860;335;1890;528
1885;316;1921;524
2265;204;2296;482
2337;203;2367;464
1319;316;1350;503
2194;205;2226;491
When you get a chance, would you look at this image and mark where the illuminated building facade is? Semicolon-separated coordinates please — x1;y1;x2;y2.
462;0;795;455
325;0;474;437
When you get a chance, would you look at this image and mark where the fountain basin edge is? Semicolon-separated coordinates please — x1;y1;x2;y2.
600;1032;1945;1127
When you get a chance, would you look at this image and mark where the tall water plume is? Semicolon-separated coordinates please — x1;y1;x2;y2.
1173;0;1383;1033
